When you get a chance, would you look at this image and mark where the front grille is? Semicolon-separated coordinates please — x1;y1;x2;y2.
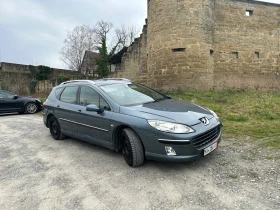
192;125;221;149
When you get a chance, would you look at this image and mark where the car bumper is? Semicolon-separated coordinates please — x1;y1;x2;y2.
139;119;223;163
145;132;222;162
42;111;48;127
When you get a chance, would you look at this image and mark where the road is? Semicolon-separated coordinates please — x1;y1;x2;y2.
0;114;279;209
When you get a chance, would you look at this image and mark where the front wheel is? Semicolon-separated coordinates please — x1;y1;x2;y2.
121;128;144;167
49;116;65;140
25;103;38;114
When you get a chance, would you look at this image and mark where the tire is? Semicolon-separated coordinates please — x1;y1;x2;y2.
25;103;38;114
121;128;144;167
49;116;65;140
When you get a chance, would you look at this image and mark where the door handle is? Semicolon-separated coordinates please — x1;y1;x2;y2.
57;105;60;108
77;110;81;112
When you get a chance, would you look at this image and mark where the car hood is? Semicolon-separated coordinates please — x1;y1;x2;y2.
120;99;213;126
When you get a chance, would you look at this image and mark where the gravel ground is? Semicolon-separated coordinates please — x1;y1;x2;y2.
0;114;279;210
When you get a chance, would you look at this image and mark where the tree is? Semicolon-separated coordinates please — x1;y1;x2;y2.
60;21;140;76
97;37;109;78
94;21;140;78
115;25;139;48
60;25;96;72
94;20;121;60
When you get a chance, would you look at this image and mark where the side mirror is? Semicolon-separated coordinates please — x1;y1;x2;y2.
13;95;19;99
86;104;104;114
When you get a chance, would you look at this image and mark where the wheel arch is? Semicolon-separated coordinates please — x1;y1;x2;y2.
112;125;145;153
46;113;55;128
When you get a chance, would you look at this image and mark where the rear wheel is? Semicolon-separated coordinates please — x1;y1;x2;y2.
49;116;65;140
25;103;38;114
121;128;144;167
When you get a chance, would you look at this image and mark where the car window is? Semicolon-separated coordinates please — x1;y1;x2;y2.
0;91;14;99
80;86;110;110
99;97;110;111
55;87;64;99
60;86;78;104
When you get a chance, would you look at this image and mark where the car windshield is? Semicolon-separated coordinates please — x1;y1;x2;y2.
100;83;168;106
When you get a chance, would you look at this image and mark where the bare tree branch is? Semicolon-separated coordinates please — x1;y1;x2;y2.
60;21;141;75
93;20;113;43
60;25;97;72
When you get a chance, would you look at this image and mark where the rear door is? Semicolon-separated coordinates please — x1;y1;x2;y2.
54;85;81;134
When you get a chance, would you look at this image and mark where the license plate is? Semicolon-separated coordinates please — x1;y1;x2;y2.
204;142;218;156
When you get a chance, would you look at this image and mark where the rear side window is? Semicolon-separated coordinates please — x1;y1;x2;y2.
60;86;78;104
55;87;64;99
80;86;110;110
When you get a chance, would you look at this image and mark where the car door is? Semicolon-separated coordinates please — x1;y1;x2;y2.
54;85;82;134
0;91;22;113
74;85;113;148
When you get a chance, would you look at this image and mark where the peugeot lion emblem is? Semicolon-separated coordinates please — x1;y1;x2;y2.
200;117;210;126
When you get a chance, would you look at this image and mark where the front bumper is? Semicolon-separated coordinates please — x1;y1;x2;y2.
140;118;223;163
145;134;222;162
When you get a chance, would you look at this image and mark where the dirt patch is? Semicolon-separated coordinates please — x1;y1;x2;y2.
0;114;279;209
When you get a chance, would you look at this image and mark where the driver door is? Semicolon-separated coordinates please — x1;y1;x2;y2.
0;91;22;113
74;86;113;148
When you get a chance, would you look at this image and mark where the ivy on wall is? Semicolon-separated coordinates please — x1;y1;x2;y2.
57;75;69;84
29;65;53;81
29;80;37;94
37;65;53;80
28;65;53;94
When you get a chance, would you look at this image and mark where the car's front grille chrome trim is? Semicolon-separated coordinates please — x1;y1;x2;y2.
59;118;109;132
158;139;191;145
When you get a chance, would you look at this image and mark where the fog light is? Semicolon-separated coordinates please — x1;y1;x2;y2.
165;146;176;156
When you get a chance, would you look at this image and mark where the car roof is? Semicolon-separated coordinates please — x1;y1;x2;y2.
59;78;132;87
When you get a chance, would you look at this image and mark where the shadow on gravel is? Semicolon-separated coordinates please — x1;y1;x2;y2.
56;135;219;170
0;113;19;117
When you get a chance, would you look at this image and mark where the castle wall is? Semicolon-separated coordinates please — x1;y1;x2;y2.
146;0;215;90
214;0;280;90
111;0;280;91
112;22;148;84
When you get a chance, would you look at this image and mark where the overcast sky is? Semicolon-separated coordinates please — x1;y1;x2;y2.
0;0;280;69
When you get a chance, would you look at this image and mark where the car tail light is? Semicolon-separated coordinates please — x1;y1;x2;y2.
42;100;47;109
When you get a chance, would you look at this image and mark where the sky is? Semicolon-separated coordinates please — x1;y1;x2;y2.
0;0;147;69
0;0;280;69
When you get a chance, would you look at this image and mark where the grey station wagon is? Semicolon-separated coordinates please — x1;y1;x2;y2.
43;79;222;167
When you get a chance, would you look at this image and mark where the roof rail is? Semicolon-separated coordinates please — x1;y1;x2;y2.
101;78;131;81
60;80;95;85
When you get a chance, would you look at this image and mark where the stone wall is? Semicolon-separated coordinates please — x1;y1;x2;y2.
0;62;91;95
214;0;280;90
112;21;148;84
111;0;280;91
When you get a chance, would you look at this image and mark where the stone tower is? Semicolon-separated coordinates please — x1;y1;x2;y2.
147;0;215;89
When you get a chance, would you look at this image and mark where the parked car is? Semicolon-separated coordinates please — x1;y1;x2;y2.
42;79;222;167
0;90;42;114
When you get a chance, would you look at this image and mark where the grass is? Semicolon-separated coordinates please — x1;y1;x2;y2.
170;89;280;150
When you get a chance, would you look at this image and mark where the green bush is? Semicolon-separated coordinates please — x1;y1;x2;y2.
57;75;69;84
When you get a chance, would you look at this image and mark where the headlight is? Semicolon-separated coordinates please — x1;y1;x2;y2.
209;109;219;119
147;120;194;134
